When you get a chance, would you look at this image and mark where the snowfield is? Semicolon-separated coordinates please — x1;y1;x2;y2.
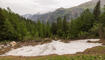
3;39;102;56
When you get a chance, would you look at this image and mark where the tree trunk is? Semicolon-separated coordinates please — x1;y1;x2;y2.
99;24;105;40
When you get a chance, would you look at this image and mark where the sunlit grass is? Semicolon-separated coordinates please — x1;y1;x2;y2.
0;54;105;60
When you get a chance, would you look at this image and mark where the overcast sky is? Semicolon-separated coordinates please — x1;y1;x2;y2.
0;0;91;15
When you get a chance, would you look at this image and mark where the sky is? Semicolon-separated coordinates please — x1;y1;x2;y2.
0;0;92;15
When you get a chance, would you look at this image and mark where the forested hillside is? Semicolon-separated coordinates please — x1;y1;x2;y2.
0;0;105;42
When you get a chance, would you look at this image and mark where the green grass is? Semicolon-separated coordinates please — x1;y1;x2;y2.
82;46;105;54
35;55;105;60
0;55;105;60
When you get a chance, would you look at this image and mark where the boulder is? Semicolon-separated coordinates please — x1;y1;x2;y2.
10;41;17;47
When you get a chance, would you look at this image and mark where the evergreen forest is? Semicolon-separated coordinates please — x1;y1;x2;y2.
0;0;105;42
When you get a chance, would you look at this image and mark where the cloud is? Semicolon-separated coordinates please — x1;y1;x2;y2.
34;0;59;6
0;0;91;15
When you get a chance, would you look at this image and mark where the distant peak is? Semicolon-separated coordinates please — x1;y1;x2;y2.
92;0;102;2
56;7;65;11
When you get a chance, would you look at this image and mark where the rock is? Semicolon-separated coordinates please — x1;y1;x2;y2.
44;38;49;40
0;45;4;49
1;45;5;48
10;41;17;47
6;44;11;47
0;45;7;49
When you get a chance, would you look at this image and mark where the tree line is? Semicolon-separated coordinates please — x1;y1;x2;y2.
0;0;105;42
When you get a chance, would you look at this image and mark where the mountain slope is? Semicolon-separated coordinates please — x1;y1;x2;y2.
78;0;105;9
24;0;105;23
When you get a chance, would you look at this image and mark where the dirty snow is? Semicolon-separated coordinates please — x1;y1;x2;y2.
3;39;102;56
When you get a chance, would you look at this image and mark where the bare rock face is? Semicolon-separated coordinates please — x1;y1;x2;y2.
92;0;99;2
10;41;17;47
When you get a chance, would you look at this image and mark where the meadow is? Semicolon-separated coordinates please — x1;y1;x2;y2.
0;54;105;60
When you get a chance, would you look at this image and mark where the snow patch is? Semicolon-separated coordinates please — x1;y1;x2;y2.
2;39;102;56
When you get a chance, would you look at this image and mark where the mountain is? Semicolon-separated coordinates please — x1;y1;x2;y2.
78;0;105;8
23;0;105;23
22;14;32;19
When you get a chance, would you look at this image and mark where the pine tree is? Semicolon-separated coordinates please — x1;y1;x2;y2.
93;0;101;22
56;17;63;37
51;22;57;35
93;0;104;39
62;16;68;38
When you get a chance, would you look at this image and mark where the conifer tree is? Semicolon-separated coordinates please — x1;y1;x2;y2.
93;0;100;21
93;0;103;39
62;16;68;38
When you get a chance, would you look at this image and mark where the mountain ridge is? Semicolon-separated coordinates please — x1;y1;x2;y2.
23;0;105;23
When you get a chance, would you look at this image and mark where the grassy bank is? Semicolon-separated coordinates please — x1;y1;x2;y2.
0;54;105;60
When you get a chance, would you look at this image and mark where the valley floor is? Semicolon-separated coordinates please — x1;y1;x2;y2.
0;54;105;60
